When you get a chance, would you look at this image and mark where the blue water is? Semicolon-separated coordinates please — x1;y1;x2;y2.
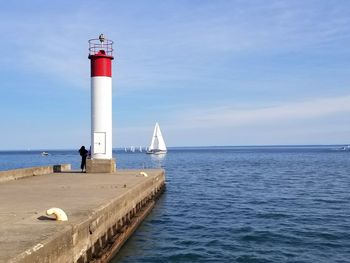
1;146;349;262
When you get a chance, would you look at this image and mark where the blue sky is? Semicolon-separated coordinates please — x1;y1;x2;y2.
1;0;350;149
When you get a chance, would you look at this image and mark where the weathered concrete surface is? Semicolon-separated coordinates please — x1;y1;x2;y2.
0;169;165;263
53;164;72;173
86;159;116;173
0;164;72;183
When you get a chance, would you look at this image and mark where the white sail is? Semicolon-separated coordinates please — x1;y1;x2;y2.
148;123;167;153
155;123;167;151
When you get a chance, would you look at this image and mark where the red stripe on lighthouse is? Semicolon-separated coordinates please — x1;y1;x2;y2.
89;50;114;77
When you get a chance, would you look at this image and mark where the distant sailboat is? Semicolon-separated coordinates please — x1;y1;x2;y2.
146;123;167;154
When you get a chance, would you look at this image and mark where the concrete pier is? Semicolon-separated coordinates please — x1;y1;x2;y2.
0;166;165;263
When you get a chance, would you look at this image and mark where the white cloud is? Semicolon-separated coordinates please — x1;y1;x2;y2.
170;95;350;129
113;95;350;147
2;1;350;93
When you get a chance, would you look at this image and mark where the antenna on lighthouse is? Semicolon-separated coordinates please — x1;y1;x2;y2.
99;34;105;43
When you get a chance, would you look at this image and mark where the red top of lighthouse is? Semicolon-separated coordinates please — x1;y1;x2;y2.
88;34;114;77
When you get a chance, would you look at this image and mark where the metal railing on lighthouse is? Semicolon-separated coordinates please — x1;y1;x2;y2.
88;34;114;56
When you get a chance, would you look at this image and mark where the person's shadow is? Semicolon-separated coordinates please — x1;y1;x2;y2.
37;215;56;221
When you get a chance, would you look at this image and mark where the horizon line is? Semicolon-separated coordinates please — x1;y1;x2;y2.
1;144;349;151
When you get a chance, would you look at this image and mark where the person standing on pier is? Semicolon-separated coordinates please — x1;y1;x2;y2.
78;146;88;172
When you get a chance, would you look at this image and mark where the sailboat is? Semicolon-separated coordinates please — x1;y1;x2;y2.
146;123;167;154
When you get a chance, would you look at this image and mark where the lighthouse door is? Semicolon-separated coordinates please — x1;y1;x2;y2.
93;132;106;154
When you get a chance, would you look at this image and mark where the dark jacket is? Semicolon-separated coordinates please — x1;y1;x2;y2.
79;147;88;157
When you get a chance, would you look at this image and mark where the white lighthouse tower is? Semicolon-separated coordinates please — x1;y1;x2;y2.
86;34;116;173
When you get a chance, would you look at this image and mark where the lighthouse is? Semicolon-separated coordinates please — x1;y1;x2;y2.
86;34;116;173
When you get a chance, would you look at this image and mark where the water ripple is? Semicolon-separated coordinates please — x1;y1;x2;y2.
112;148;350;263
